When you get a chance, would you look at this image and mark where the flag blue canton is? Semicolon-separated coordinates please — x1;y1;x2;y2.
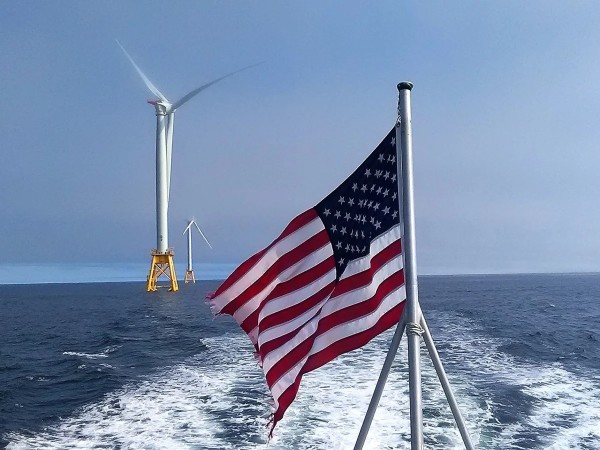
315;128;400;278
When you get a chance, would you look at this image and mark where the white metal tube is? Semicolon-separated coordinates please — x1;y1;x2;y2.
166;112;174;203
420;313;475;450
397;81;424;450
354;313;407;450
187;227;193;271
155;103;169;253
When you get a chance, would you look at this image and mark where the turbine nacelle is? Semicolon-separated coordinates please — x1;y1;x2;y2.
183;218;212;249
147;99;173;115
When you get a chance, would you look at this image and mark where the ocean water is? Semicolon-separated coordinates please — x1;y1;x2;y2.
1;274;599;449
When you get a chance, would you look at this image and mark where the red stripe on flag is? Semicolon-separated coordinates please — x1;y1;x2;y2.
222;229;330;317
265;331;314;387
305;301;405;373
240;256;334;334
270;375;302;435
212;209;318;298
330;239;402;299
318;269;405;335
257;281;335;359
211;249;267;300
264;270;403;388
270;301;405;432
256;258;336;332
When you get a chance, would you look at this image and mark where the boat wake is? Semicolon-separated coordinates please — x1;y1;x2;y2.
5;313;600;449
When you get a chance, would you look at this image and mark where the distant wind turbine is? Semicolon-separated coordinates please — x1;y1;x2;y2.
116;40;259;292
183;218;212;284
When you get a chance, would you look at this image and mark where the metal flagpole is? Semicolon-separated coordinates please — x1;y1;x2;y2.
354;82;423;449
420;312;475;449
354;83;474;449
354;313;407;450
397;81;424;450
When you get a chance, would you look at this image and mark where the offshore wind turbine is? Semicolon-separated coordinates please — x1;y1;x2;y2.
117;41;258;292
182;218;212;284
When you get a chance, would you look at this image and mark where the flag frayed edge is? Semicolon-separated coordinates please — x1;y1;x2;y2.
267;413;277;440
204;286;277;439
204;292;223;317
253;351;264;368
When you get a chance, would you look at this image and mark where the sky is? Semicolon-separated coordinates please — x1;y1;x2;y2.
2;1;600;276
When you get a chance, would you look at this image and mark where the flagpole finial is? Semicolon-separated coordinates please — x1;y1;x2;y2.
397;81;414;91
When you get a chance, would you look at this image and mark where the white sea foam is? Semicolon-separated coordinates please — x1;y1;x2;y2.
7;335;268;450
62;345;122;360
62;351;108;359
25;376;49;382
6;319;600;449
269;331;485;450
430;312;600;449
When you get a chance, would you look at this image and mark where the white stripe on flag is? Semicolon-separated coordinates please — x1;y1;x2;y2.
212;216;324;307
338;224;402;281
260;234;402;373
323;252;402;315
235;243;333;325
269;283;405;405
312;284;406;354
257;269;336;346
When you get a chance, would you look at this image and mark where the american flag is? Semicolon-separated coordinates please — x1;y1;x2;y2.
208;128;406;432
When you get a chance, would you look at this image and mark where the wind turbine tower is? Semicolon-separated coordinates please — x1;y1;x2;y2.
117;41;257;292
183;218;213;283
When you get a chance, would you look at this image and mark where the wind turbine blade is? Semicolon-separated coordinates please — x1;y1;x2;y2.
194;222;213;249
171;62;263;110
116;39;168;102
183;220;193;235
